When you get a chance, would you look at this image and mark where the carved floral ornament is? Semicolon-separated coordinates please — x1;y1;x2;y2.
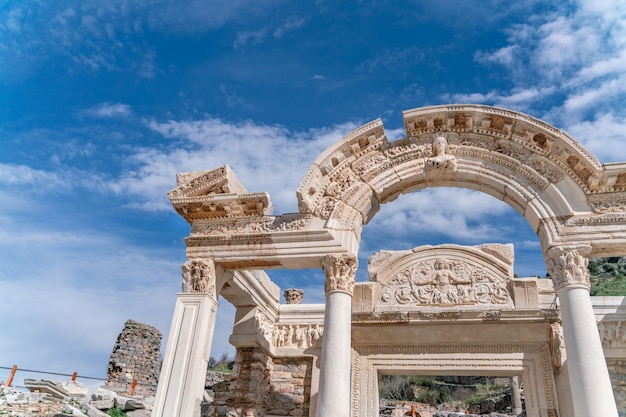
377;257;512;308
545;247;591;291
322;255;358;294
181;258;216;297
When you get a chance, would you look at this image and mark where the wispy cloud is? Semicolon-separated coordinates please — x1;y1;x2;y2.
233;16;308;48
85;102;133;118
464;0;626;147
107;117;359;212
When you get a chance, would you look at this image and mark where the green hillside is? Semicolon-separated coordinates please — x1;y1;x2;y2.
589;257;626;296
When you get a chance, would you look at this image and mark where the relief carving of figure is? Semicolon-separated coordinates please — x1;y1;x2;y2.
427;136;457;170
181;259;216;296
377;258;511;307
413;259;471;304
273;324;323;349
549;322;566;370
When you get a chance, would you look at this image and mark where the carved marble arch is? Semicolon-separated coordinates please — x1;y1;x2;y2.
296;104;626;256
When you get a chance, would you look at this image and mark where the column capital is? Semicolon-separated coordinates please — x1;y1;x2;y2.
181;258;217;299
322;254;358;295
545;246;592;292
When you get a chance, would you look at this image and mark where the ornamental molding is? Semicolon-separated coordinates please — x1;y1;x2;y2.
353;342;548;355
351;312;409;324
352;341;557;417
190;214;313;236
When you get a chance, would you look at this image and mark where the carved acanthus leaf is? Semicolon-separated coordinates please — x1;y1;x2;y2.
323;255;358;294
545;247;591;291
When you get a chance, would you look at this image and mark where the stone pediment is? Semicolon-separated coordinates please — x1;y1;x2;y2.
168;166;273;223
368;243;515;311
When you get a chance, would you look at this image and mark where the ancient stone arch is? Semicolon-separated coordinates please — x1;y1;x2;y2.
152;105;626;417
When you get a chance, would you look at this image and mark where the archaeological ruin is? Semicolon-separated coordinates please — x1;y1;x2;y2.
151;104;626;417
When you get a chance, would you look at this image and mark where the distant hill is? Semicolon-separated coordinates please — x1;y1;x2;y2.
589;257;626;296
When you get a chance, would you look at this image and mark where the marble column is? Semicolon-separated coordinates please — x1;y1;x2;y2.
316;255;358;417
546;247;618;417
152;259;219;417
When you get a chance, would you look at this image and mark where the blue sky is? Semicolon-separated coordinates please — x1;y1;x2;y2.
2;0;626;389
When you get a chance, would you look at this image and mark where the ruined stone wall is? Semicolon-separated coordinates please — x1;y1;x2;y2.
209;347;272;417
607;359;626;417
268;358;312;417
105;319;162;395
208;350;312;417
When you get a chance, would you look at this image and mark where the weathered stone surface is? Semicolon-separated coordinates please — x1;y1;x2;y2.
105;319;162;396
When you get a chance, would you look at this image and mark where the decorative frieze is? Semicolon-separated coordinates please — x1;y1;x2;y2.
481;310;502;321
190;214;312;235
272;324;323;349
323;255;358;295
598;321;626;348
351;312;409;323
589;195;626;214
418;311;462;321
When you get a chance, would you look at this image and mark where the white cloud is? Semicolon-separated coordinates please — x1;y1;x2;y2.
109;117;360;213
364;189;514;242
233;16;308;48
564;113;626;162
0;164;66;187
85;102;133;118
468;1;626;144
445;87;556;112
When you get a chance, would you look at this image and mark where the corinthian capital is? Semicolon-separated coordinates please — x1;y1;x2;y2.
181;258;217;298
322;255;358;295
545;246;591;292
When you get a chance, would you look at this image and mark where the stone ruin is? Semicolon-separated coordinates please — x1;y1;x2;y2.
105;319;162;396
150;104;626;417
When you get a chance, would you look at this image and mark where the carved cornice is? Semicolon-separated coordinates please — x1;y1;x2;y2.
323;255;358;295
171;192;272;222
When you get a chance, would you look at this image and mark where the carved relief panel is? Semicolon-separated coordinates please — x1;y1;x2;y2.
376;257;512;309
369;244;515;311
181;258;216;298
